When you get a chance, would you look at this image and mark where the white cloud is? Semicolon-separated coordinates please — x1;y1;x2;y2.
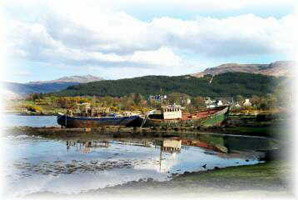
151;14;295;56
3;0;294;13
14;70;32;77
2;0;296;79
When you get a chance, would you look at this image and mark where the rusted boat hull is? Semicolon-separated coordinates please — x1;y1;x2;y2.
182;106;226;120
57;115;142;128
199;106;230;127
144;106;229;128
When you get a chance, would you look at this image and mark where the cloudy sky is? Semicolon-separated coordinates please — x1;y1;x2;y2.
1;0;296;82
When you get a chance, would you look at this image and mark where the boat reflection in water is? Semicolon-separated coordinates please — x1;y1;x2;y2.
66;139;183;155
64;135;269;173
162;139;182;153
5;134;274;197
159;139;182;172
66;140;110;153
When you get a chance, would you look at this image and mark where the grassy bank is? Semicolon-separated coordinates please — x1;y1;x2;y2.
88;160;291;198
31;160;291;198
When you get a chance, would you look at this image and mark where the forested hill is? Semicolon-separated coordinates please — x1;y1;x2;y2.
55;72;281;97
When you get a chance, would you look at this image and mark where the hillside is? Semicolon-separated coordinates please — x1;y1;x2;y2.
3;75;104;97
192;61;294;78
55;72;281;97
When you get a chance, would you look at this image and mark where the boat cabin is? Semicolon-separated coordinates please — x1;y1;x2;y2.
162;105;182;120
147;105;183;120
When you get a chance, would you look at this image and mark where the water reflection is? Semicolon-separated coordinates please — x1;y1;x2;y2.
64;137;224;155
64;135;274;157
66;140;110;153
63;136;272;173
3;134;278;197
2;115;281;197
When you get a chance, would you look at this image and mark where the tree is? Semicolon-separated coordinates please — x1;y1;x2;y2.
236;95;244;105
131;93;142;106
192;96;206;109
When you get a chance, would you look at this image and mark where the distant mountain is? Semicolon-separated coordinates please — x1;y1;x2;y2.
3;82;41;96
0;87;22;100
2;75;104;98
29;74;103;84
56;72;281;98
3;61;291;100
3;81;82;96
192;61;294;78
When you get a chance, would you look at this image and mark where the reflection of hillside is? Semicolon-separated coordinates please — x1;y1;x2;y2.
222;136;273;151
182;135;269;160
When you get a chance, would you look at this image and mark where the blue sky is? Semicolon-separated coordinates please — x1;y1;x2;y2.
2;0;296;83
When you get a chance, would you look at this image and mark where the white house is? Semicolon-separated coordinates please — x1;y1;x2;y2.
217;100;223;106
205;98;224;109
234;103;241;108
186;98;191;105
243;99;252;107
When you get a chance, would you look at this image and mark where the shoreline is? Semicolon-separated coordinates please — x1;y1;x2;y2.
95;160;289;192
5;124;280;139
3;111;57;116
4;111;286;138
24;160;291;198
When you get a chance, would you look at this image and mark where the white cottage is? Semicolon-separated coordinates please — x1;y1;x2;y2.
243;99;252;107
217;100;223;106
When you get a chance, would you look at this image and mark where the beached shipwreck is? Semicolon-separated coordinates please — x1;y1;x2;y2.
57;105;229;129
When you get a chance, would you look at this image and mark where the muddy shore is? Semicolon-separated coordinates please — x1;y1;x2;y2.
24;160;292;199
6;123;283;139
95;160;290;194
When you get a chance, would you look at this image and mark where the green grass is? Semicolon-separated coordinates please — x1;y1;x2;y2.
92;160;290;197
180;161;283;181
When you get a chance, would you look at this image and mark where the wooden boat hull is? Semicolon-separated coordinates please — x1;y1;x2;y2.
199;106;229;127
144;106;229;128
57;115;142;128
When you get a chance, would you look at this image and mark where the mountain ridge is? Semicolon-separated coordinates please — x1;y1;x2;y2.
3;61;291;99
28;74;103;84
192;61;294;77
2;75;104;98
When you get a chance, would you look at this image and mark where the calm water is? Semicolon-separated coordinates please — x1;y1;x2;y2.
1;115;279;197
3;114;58;127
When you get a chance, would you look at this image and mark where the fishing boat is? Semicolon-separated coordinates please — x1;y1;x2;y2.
143;105;229;128
57;114;142;128
190;106;230;127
